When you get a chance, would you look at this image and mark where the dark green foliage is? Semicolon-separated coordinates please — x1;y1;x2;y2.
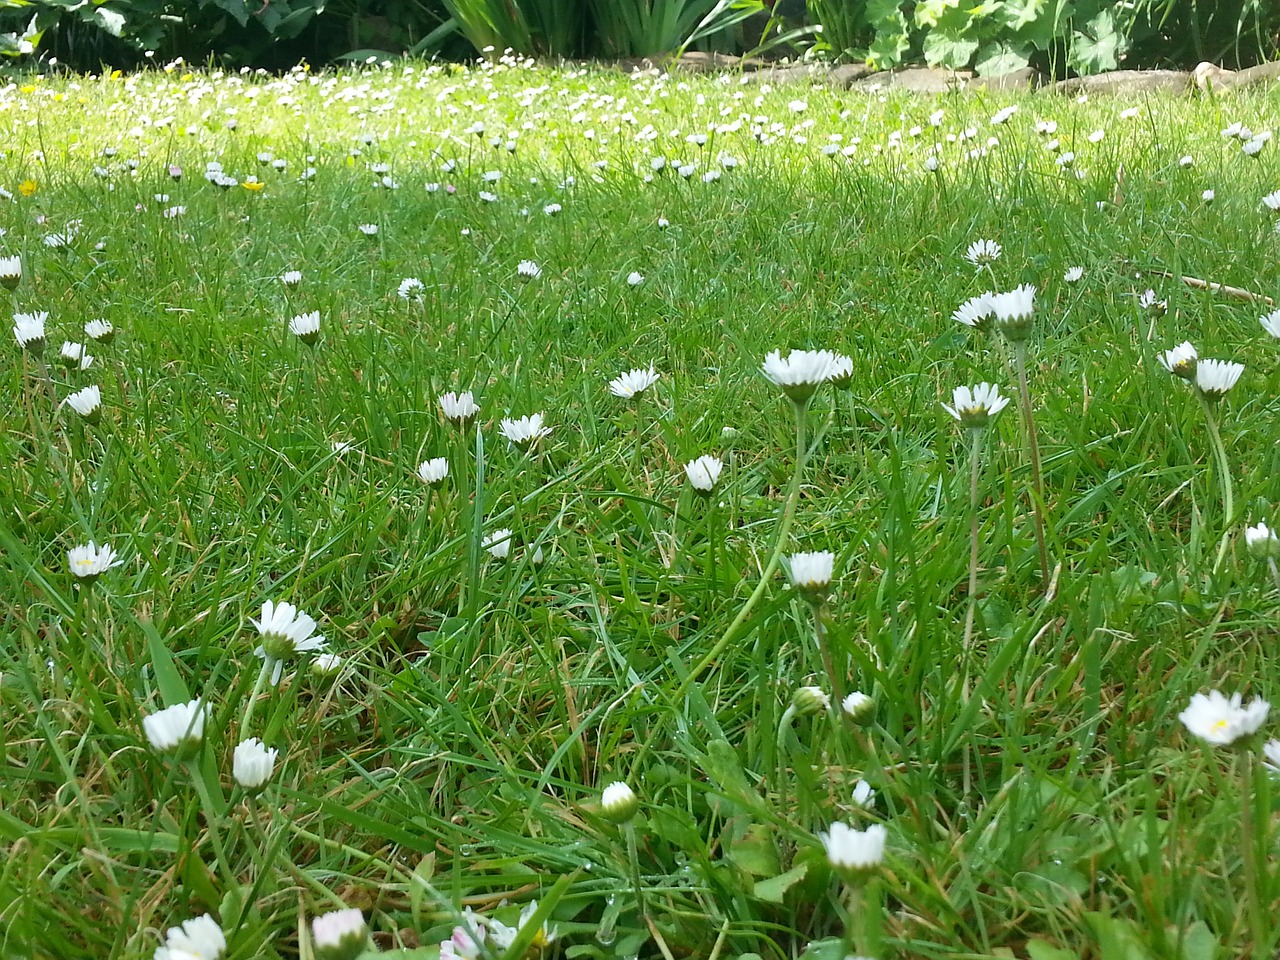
0;0;1274;69
807;0;1279;76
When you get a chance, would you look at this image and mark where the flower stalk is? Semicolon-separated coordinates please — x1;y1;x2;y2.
1197;393;1235;573
1012;341;1050;583
676;398;808;699
962;427;985;648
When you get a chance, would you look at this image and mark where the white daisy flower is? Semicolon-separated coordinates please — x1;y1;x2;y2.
684;455;723;493
1179;690;1269;746
483;528;513;559
1194;358;1243;399
608;365;660;399
499;413;552;447
154;913;225;960
942;383;1010;427
143;699;207;759
251;599;327;685
439;390;480;424
1158;341;1198;379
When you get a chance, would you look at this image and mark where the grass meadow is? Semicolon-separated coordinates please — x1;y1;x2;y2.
4;54;1280;960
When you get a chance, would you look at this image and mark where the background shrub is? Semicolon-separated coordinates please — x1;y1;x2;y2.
0;0;1275;73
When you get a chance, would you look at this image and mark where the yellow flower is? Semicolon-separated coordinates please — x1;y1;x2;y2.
19;85;34;94
18;179;38;197
242;180;264;192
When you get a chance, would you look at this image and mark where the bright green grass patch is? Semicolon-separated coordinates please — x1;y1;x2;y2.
2;59;1280;959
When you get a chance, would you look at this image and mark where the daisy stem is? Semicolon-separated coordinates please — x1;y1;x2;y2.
21;353;40;448
962;427;985;649
240;659;273;735
775;705;798;812
675;398;808;700
624;821;647;922
811;601;843;708
1238;748;1268;957
707;496;719;591
1197;395;1235;574
1012;342;1050;584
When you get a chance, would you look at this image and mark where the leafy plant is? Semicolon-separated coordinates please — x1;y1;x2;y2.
587;0;761;59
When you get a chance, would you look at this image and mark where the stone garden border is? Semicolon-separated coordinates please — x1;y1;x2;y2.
603;51;1280;96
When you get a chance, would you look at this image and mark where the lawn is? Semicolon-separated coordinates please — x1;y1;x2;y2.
3;55;1280;960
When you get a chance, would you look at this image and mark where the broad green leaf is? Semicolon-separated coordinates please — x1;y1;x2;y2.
997;0;1043;31
140;618;192;706
923;28;979;68
1069;8;1128;74
797;938;846;960
975;40;1031;75
867;19;909;68
866;0;906;24
727;823;779;877
1083;912;1156;960
202;0;251;27
1026;941;1079;960
914;0;960;28
753;863;808;903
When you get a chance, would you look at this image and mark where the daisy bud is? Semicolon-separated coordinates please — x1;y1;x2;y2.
483;529;513;559
1158;341;1197;380
829;354;854;390
312;908;368;960
791;685;830;717
439;390;480;427
311;652;344;679
417;457;449;487
841;691;875;726
289;311;321;346
64;385;102;424
13;311;47;354
818;822;886;882
84;318;114;344
684;455;723;495
1245;522;1280;560
1194;359;1244;401
852;778;876;807
600;781;639;824
989;284;1035;343
233;737;278;795
143;699;207;761
0;255;21;290
788;550;834;605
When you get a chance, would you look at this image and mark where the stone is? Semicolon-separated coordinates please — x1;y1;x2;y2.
965;67;1044;92
850;67;971;93
1225;60;1280;88
1052;70;1191;95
